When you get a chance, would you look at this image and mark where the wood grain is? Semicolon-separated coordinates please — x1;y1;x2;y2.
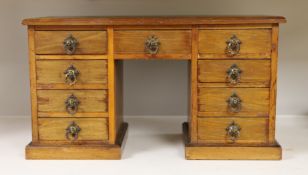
198;60;270;86
38;118;108;141
35;31;107;54
199;29;272;59
114;30;192;58
198;88;269;117
36;60;107;89
197;117;268;144
36;55;108;60
37;90;107;114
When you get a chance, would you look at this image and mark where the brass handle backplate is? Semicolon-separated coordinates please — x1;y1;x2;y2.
145;35;160;54
226;121;241;142
227;64;242;85
225;35;241;56
65;94;80;114
65;121;81;141
227;93;242;113
63;34;78;55
64;65;79;85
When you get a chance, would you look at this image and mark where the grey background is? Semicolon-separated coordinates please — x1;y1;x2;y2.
0;0;306;117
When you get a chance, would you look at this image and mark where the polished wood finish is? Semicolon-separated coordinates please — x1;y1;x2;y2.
38;118;108;141
35;31;107;54
198;88;269;117
199;29;272;59
198;60;270;86
37;90;107;114
197;117;268;144
36;60;107;89
23;16;285;160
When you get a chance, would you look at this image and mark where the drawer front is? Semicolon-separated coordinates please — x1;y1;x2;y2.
36;60;107;89
35;31;107;55
114;30;192;55
38;118;108;141
198;88;269;117
37;90;107;115
198;117;268;144
198;29;272;59
198;60;270;86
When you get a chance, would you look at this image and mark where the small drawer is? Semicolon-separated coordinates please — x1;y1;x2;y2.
37;90;107;117
197;117;268;144
114;30;191;58
36;60;107;89
38;118;108;141
198;29;272;59
35;31;107;55
198;88;269;117
198;60;270;87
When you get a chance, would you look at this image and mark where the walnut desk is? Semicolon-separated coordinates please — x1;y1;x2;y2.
22;16;286;160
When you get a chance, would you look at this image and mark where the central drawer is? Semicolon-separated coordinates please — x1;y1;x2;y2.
114;30;192;58
38;118;108;141
36;60;107;89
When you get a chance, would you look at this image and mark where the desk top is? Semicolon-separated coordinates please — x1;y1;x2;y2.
22;16;286;26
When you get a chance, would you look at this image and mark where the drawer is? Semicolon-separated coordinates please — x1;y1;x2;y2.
198;60;270;87
36;60;107;89
114;30;191;58
37;90;107;117
197;117;268;144
38;118;108;141
198;29;272;59
35;31;107;54
198;88;269;117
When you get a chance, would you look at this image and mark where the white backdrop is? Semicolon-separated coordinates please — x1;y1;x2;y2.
0;0;306;117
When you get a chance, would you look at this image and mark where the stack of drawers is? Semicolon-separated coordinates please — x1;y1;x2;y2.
196;28;272;145
34;30;109;144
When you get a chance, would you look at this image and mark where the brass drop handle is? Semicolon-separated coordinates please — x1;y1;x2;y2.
66;121;81;141
145;35;160;54
225;35;241;56
63;34;78;55
227;64;242;84
64;65;79;85
226;121;241;142
227;93;242;113
65;94;79;114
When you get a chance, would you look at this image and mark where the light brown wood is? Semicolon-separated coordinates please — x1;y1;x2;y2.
198;88;269;117
199;24;273;29
189;26;198;143
108;26;116;144
183;122;281;160
198;60;270;86
36;60;107;89
269;24;279;143
26;123;128;159
38;118;108;141
197;117;268;144
36;55;108;60
22;16;286;26
28;26;39;142
114;30;192;59
37;90;107;114
198;29;272;59
38;112;108;118
35;31;107;54
35;25;107;31
115;53;191;60
116;61;124;135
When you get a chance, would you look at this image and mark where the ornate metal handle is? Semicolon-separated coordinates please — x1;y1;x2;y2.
145;35;160;54
63;34;78;55
226;121;241;142
64;65;79;85
225;35;241;56
227;64;242;84
66;121;81;141
227;93;242;113
65;94;79;114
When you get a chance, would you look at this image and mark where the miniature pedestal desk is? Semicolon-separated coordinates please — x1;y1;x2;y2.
22;16;286;160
